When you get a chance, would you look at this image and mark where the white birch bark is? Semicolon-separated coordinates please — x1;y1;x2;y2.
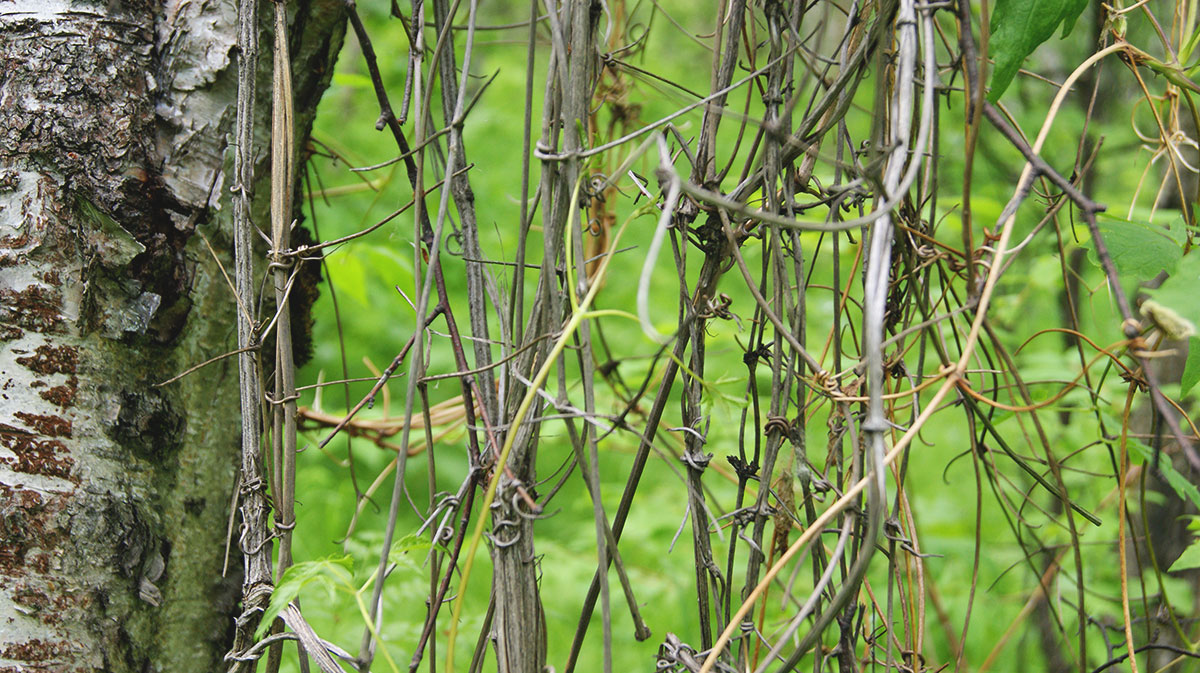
0;0;342;668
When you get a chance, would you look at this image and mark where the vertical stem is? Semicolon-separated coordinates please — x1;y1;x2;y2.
229;0;274;664
266;2;298;671
270;0;297;584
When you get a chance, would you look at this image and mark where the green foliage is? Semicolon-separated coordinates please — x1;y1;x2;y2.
1182;337;1200;397
257;533;436;642
258;555;354;639
1144;251;1200;338
1169;516;1200;572
1127;438;1200;511
1085;214;1183;283
988;0;1088;100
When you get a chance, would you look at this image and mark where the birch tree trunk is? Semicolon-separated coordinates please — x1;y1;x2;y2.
0;0;342;669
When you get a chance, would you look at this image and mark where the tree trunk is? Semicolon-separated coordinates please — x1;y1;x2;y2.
0;0;342;669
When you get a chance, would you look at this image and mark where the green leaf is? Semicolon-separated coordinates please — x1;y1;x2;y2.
1182;24;1200;65
256;555;354;639
1182;337;1200;397
1168;535;1200;572
1084;215;1183;284
387;533;436;565
1144;252;1200;339
1127;439;1200;511
988;0;1088;101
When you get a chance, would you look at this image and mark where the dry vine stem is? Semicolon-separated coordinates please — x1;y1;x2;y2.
221;1;1200;672
228;0;273;663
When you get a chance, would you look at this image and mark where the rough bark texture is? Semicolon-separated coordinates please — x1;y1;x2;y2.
0;0;343;669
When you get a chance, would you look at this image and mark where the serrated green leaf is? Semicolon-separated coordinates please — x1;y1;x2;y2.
1127;439;1200;511
387;533;435;565
1084;215;1183;284
1144;252;1200;339
988;0;1088;101
256;555;354;639
1168;536;1200;572
1181;337;1200;397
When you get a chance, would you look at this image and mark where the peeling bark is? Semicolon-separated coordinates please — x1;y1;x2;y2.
0;0;343;669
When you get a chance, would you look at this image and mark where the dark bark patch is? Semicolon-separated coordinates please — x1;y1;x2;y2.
0;227;33;265
115;175;197;345
4;16;198;341
0;285;64;333
0;169;18;191
38;378;78;408
75;191;197;343
147;292;192;343
101;496;156;580
0;430;74;480
1;638;71;662
7;578;80;627
108;389;185;463
0;484;65;575
15;344;78;376
0;18;153;209
292;226;322;367
13;411;71;438
183;497;206;516
9;585;52;614
9;581;75;626
26;552;53;574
